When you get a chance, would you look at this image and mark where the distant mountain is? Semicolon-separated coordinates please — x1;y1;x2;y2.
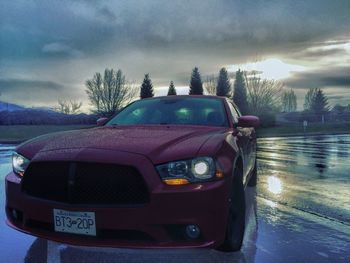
32;106;56;112
0;101;57;113
0;101;26;112
0;100;97;125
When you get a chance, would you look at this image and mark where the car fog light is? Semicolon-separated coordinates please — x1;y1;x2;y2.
185;224;200;239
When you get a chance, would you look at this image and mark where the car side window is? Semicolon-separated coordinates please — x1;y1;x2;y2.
227;101;240;123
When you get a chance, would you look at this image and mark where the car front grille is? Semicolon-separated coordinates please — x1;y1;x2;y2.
22;162;150;205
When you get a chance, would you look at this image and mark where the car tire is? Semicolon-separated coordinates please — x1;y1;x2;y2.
217;166;246;252
247;159;257;187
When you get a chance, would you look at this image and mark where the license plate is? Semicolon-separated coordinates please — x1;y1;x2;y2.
53;209;96;236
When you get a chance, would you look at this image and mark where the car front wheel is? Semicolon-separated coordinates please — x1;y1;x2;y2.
217;165;246;252
247;158;257;187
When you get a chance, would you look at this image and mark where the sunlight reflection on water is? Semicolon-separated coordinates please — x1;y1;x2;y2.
257;134;350;225
267;176;282;195
264;199;278;208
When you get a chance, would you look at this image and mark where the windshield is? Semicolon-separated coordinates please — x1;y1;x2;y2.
107;97;229;127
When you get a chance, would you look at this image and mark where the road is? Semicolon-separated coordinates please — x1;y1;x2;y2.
1;134;349;263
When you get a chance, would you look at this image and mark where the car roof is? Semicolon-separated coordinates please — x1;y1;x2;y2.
141;95;227;101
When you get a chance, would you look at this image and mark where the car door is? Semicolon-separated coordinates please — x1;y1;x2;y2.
233;104;256;180
226;101;251;184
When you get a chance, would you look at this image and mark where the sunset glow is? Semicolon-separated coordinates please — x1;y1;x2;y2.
229;58;306;80
0;1;349;109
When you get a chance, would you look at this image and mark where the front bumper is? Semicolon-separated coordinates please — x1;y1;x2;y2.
5;149;231;249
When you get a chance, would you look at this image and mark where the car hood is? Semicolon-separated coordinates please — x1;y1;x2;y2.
17;126;226;164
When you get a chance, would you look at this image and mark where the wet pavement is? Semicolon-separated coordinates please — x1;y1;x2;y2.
1;134;350;263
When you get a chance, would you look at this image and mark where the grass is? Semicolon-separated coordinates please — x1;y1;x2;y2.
0;125;93;143
257;122;350;138
0;122;349;143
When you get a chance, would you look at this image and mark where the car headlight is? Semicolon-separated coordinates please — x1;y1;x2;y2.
12;152;30;177
156;157;220;185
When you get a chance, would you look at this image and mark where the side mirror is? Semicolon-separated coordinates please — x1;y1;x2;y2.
96;117;109;126
237;115;260;128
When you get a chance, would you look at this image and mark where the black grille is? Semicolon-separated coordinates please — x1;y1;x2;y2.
22;162;149;205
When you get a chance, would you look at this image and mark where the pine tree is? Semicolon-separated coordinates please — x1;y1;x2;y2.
310;88;329;114
233;69;249;114
140;73;154;99
167;81;177;95
216;68;231;97
189;67;203;95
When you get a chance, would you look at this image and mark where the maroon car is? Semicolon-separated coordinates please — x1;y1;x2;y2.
6;95;259;252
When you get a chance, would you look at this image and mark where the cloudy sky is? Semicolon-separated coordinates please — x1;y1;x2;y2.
1;0;350;111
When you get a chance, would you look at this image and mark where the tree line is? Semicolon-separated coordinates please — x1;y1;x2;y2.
84;66;332;126
0;66;334;126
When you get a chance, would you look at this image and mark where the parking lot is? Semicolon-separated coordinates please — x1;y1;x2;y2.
1;134;349;263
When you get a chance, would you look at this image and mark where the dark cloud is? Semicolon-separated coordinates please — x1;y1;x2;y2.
310;39;350;47
97;6;117;21
41;42;84;58
321;76;350;87
0;0;350;108
294;48;347;60
2;0;350;60
0;78;69;106
328;95;346;100
0;79;64;91
285;66;350;89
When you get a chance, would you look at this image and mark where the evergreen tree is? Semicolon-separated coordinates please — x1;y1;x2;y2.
189;67;203;95
281;89;297;112
216;67;231;97
140;73;154;99
310;88;329;114
233;69;249;114
167;81;177;95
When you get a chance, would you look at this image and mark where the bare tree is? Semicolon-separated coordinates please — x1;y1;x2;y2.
281;89;297;112
85;72;103;113
56;99;82;114
85;69;137;116
70;100;83;114
303;88;318;111
244;71;283;114
203;75;217;95
57;99;69;114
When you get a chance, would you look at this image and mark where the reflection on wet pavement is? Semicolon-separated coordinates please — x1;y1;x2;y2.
0;144;15;164
1;135;350;263
257;134;350;224
266;176;282;195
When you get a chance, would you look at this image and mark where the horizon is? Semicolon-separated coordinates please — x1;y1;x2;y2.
1;0;350;112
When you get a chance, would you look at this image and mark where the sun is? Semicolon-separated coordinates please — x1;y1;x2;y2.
229;58;305;80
